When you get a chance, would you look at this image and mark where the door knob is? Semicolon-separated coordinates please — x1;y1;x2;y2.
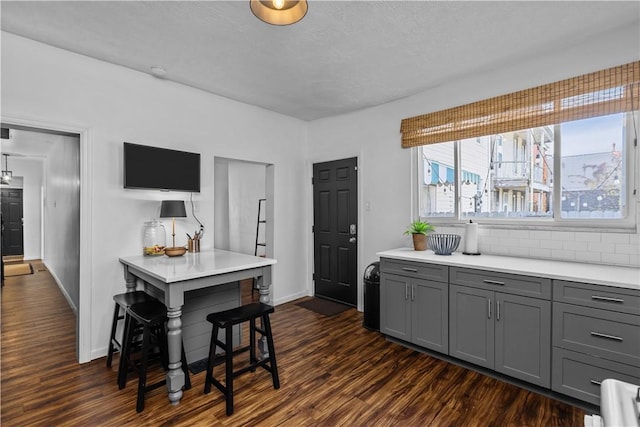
349;237;356;243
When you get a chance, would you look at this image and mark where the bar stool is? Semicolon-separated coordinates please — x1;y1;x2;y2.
119;299;192;413
204;302;280;416
106;291;157;368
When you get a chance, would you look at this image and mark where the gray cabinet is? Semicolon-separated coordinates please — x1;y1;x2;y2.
379;255;639;406
380;273;411;341
449;285;494;369
449;284;551;388
552;280;640;405
380;258;448;354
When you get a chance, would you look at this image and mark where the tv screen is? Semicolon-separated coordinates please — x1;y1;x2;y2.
123;142;201;192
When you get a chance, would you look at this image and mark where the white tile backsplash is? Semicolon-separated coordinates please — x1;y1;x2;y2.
601;233;630;244
601;252;631;265
588;241;615;253
441;201;639;267
451;224;639;268
575;232;601;243
616;243;639;255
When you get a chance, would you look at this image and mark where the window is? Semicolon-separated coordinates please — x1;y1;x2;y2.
417;112;636;223
405;61;639;226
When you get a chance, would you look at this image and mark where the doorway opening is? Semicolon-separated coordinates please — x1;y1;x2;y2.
0;120;87;361
213;157;275;303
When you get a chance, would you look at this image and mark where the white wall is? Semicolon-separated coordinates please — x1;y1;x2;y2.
214;158;267;255
307;21;640;302
2;158;43;260
44;135;81;309
1;32;309;361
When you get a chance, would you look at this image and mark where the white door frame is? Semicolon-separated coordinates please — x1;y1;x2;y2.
1;115;92;363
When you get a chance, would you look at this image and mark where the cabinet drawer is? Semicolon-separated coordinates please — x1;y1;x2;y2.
553;303;640;367
552;348;640;406
554;280;640;315
450;267;551;299
380;258;448;282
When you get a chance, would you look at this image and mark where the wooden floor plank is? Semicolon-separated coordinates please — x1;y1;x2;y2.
1;263;585;426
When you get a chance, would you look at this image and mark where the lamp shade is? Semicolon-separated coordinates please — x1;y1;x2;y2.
250;0;307;25
160;200;186;218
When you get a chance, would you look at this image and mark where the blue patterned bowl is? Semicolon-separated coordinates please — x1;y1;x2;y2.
428;234;461;255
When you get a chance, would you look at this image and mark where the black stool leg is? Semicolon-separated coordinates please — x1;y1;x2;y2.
136;324;151;413
225;325;234;416
181;344;192;390
118;313;135;390
204;324;219;394
262;313;280;389
249;317;257;372
106;303;121;367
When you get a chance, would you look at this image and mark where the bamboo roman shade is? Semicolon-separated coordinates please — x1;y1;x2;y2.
401;61;640;148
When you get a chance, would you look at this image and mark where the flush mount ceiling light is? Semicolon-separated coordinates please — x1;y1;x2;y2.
1;154;13;185
250;0;308;25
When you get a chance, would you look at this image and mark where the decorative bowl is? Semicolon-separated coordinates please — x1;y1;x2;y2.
428;234;461;255
164;246;187;257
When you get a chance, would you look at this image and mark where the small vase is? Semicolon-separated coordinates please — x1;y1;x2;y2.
412;233;427;251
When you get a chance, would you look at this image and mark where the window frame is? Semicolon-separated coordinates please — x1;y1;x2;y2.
416;112;638;231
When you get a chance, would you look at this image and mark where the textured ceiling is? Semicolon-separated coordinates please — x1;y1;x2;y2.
1;1;639;122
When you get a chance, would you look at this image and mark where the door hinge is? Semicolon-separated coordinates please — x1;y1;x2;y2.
311;177;314;185
312;225;314;233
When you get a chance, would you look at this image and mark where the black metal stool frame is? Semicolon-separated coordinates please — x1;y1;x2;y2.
204;303;280;416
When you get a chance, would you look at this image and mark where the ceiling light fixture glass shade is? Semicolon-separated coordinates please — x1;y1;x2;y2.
250;0;308;25
1;154;12;185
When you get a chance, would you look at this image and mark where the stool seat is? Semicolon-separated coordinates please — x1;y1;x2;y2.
206;302;275;328
106;291;157;369
204;302;279;416
113;291;156;309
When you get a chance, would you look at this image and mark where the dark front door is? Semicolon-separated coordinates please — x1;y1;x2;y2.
1;188;24;256
313;158;358;306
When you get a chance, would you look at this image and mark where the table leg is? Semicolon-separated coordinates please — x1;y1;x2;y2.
166;306;185;405
124;267;137;293
256;272;270;359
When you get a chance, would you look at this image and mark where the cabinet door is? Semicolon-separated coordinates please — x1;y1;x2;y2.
380;273;411;341
449;285;494;369
495;293;551;388
412;279;448;353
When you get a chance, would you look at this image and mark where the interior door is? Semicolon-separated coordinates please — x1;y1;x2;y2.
1;188;24;256
313;158;357;306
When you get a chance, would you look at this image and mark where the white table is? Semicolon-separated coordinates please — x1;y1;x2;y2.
119;249;277;405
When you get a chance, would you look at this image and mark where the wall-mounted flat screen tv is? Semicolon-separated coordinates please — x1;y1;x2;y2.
123;142;201;192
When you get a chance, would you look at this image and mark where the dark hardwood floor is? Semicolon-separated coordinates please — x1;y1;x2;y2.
1;262;585;426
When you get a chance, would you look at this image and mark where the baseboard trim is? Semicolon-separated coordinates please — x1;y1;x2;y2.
43;261;78;315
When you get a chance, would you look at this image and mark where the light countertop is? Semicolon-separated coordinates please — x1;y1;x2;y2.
119;249;276;283
377;248;640;291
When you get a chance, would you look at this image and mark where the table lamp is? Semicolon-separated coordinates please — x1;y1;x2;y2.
160;200;187;255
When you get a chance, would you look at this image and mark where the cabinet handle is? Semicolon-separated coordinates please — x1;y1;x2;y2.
590;379;602;386
405;284;409;300
488;299;492;319
590;331;623;342
483;279;505;286
591;295;624;303
411;284;415;301
496;300;501;321
402;267;418;273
